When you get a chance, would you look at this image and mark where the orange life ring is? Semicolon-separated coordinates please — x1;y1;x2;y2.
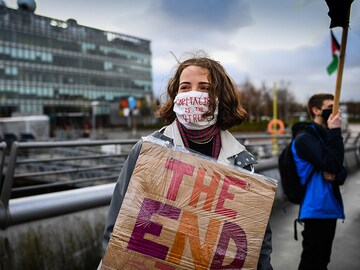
267;119;285;135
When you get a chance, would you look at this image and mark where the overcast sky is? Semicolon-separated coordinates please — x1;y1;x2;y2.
6;0;360;104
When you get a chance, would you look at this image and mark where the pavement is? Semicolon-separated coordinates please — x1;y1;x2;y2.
270;169;360;270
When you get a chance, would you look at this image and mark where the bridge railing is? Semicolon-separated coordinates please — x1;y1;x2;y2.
1;139;138;197
0;132;359;229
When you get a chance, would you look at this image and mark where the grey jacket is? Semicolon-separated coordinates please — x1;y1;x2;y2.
101;123;273;269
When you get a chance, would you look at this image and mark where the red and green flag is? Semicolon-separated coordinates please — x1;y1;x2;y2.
326;30;340;75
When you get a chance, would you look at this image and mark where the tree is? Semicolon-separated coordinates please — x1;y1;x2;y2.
345;101;360;121
239;79;304;123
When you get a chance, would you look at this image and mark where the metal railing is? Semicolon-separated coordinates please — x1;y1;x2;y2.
0;141;7;192
1;139;138;201
0;139;140;229
0;132;359;229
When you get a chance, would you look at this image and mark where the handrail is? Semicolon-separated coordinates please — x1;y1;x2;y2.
12;174;120;193
0;158;280;228
7;139;139;149
0;139;139;208
1;135;290;201
7;183;115;227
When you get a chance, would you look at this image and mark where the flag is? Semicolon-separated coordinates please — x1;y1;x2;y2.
330;29;340;54
325;0;353;28
326;30;340;75
327;55;338;75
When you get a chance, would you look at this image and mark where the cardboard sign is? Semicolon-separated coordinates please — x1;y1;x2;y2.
102;141;277;269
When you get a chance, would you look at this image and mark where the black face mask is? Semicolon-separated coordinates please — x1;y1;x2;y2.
321;109;332;123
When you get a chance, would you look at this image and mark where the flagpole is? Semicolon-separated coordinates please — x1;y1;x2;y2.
332;25;348;115
332;4;351;115
272;81;279;156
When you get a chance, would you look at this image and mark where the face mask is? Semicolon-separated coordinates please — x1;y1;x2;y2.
173;91;218;130
321;108;332;123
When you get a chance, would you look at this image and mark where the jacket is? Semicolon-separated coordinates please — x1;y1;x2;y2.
101;121;273;269
292;122;347;220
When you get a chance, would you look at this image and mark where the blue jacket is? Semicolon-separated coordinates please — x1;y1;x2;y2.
292;123;347;220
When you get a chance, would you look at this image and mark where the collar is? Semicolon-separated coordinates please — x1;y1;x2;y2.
162;121;245;164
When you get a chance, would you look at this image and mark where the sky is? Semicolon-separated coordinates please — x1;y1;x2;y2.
5;0;360;104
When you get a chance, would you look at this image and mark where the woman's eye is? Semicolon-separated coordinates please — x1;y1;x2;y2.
200;86;209;91
179;85;190;91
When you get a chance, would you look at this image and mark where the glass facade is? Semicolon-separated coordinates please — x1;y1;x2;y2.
0;6;153;129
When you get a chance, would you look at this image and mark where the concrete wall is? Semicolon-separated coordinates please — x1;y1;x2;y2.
0;206;108;270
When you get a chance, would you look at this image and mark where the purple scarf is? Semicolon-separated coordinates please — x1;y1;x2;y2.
176;119;221;159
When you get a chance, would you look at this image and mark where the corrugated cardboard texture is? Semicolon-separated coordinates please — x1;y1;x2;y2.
102;141;277;269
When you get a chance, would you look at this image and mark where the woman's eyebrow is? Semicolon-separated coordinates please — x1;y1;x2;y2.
179;81;210;85
179;81;190;85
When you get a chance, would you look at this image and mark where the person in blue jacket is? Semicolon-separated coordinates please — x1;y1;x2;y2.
292;93;347;270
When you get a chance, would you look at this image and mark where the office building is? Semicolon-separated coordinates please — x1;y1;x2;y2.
0;0;153;132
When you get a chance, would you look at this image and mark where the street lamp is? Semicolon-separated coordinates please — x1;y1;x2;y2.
91;101;99;138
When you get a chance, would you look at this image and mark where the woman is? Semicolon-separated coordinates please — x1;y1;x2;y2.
101;54;273;269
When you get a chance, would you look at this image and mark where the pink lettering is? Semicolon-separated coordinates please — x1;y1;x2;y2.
128;198;181;260
210;221;247;269
165;158;195;201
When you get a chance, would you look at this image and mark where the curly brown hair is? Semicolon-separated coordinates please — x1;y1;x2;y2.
156;55;247;130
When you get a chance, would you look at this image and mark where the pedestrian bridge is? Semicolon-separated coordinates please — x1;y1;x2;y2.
0;131;359;269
